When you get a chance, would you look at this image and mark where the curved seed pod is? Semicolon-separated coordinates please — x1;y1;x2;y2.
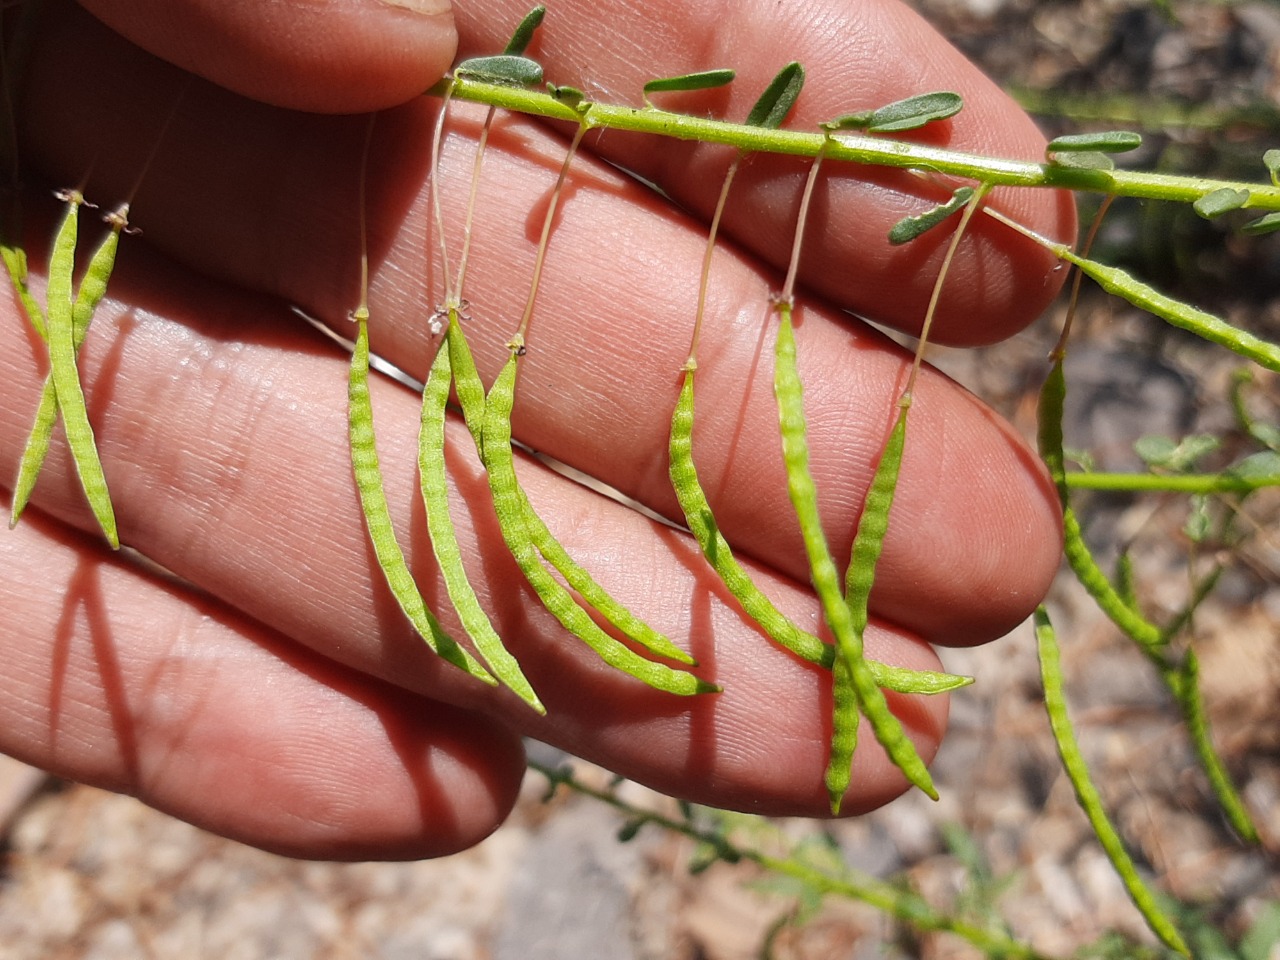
516;480;696;665
480;353;716;696
11;205;130;530
1060;250;1280;372
668;375;967;691
1;244;46;340
448;316;690;665
44;191;119;547
1036;607;1191;957
773;311;935;810
445;311;488;447
419;335;543;712
348;310;496;686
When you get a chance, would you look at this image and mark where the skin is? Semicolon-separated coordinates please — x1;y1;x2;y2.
1;0;1072;859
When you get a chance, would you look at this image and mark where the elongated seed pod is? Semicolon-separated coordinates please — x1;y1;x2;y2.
1035;607;1190;956
480;353;716;696
448;317;690;664
445;312;488;447
419;334;544;712
348;312;496;685
669;371;969;694
44;192;119;547
773;311;935;809
1;244;47;340
12;206;128;529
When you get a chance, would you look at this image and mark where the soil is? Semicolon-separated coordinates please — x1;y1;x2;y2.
3;2;1278;958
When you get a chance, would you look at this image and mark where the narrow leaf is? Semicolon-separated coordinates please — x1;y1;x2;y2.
866;91;963;132
824;92;963;134
888;187;975;245
1047;130;1143;154
744;62;804;129
1242;212;1280;236
503;5;546;56
644;69;735;104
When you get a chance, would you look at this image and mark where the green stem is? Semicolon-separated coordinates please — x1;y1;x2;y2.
432;78;1280;209
1065;471;1280;494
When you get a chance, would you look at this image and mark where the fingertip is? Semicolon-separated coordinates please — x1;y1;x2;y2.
77;0;458;113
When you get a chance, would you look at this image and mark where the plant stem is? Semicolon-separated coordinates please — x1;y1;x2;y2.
1065;471;1280;494
431;78;1280;209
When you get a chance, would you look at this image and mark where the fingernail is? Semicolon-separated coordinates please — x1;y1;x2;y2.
379;0;451;14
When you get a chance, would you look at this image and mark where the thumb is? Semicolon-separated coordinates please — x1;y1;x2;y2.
76;0;457;113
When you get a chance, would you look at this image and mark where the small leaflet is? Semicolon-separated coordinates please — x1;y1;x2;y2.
1242;211;1280;236
1046;130;1143;154
823;91;963;134
888;187;976;245
546;82;586;110
1133;433;1220;472
1264;148;1280;187
1193;187;1250;220
454;54;544;87
643;69;735;106
1048;150;1116;172
745;62;805;129
503;5;546;56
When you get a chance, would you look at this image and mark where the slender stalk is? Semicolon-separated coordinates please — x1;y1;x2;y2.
1065;471;1280;494
513;122;588;346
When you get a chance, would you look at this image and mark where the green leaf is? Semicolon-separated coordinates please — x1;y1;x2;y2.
546;82;586;109
824;91;963;133
867;91;963;131
644;68;735;105
1134;434;1220;471
1047;130;1143;153
888;187;975;245
1227;449;1280;480
745;61;804;129
1242;211;1280;236
503;5;546;56
1134;435;1177;467
1048;150;1116;171
1193;187;1250;219
1183;496;1211;543
1264;149;1280;188
454;54;544;87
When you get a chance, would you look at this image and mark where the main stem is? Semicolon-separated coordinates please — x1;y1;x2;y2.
432;78;1280;209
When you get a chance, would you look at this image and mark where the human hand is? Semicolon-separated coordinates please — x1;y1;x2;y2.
0;0;1071;859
